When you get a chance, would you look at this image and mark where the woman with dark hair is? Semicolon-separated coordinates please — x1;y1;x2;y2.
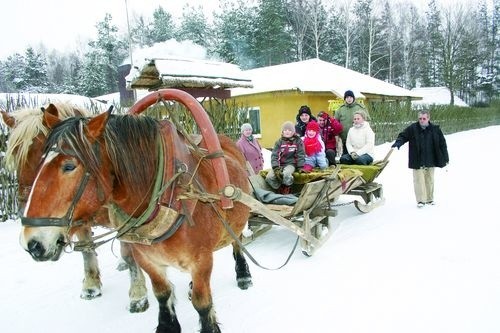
295;105;317;137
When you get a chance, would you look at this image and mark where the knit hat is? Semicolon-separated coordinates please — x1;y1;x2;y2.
298;105;312;116
317;111;329;120
344;90;355;100
281;121;295;133
306;121;320;132
240;123;252;133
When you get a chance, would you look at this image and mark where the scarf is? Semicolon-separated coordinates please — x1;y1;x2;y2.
246;135;254;142
303;135;322;156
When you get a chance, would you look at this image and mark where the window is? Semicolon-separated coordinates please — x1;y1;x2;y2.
248;107;261;137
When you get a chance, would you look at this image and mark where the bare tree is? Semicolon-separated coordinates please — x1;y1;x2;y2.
286;0;311;61
337;0;357;68
441;4;480;105
308;0;328;58
396;2;425;89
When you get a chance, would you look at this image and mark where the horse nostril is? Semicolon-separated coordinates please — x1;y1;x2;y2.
27;240;45;258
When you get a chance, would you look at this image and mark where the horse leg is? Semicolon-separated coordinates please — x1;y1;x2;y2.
75;227;102;299
191;255;221;333
133;250;181;333
120;243;149;313
232;241;253;290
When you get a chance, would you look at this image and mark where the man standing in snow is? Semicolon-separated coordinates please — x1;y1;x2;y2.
391;110;449;208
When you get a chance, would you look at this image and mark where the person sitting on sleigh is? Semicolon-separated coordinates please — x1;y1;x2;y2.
302;120;328;172
266;121;306;194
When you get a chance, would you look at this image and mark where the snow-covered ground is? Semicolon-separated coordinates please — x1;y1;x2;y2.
1;126;499;333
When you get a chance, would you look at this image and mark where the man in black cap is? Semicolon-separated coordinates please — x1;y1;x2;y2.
334;90;370;155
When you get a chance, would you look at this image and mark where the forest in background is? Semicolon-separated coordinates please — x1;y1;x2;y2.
0;0;498;106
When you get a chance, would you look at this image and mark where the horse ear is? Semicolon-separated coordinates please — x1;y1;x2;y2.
42;103;61;129
1;110;16;128
85;109;111;141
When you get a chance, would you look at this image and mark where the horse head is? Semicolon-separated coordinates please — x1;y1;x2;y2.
19;109;114;261
1;103;89;215
20;109;159;261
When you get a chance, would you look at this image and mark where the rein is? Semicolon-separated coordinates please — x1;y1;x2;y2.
75;136;186;251
179;176;298;271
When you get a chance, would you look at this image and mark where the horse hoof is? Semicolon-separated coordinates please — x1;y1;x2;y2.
129;298;149;313
80;287;102;300
237;277;253;290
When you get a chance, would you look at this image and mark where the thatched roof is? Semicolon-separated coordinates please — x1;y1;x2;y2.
127;57;253;91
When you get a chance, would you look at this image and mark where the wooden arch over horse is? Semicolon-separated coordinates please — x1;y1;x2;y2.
128;89;233;209
20;89;253;333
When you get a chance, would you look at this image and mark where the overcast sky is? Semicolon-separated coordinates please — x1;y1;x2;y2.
0;0;480;61
0;0;220;60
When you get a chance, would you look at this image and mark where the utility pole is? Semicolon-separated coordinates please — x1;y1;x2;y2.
124;0;136;103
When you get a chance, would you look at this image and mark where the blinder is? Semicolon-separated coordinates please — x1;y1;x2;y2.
21;142;95;228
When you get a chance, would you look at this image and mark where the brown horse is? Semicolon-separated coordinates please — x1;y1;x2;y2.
1;103;149;312
20;107;253;332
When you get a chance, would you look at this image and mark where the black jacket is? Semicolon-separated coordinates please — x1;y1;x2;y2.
393;122;449;169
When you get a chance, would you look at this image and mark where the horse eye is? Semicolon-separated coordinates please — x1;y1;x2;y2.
62;162;76;172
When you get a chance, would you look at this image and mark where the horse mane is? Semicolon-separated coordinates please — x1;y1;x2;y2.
45;114;161;197
4;103;90;171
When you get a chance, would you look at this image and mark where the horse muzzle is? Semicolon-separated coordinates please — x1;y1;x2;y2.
21;228;67;262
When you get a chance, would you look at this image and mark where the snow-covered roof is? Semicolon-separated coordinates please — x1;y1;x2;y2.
231;58;421;100
411;87;468;107
94;92;120;104
0;93;107;111
124;40;253;91
127;57;253;90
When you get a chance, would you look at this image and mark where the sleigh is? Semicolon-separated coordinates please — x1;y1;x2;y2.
230;150;391;256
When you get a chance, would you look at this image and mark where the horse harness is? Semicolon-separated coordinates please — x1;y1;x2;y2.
20;119;225;250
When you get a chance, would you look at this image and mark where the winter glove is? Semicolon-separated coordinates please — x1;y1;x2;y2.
350;152;359;160
299;164;312;173
391;142;400;149
273;167;283;180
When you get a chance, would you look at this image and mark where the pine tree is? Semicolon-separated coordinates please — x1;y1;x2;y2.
254;0;294;67
3;53;27;91
23;47;49;92
213;0;258;68
131;15;154;47
177;5;214;52
150;6;175;44
78;14;127;96
322;8;346;66
424;0;444;86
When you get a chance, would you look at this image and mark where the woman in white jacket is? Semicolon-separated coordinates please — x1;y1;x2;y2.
339;110;375;165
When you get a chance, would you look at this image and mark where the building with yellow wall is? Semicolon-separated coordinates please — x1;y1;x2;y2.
230;59;421;148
